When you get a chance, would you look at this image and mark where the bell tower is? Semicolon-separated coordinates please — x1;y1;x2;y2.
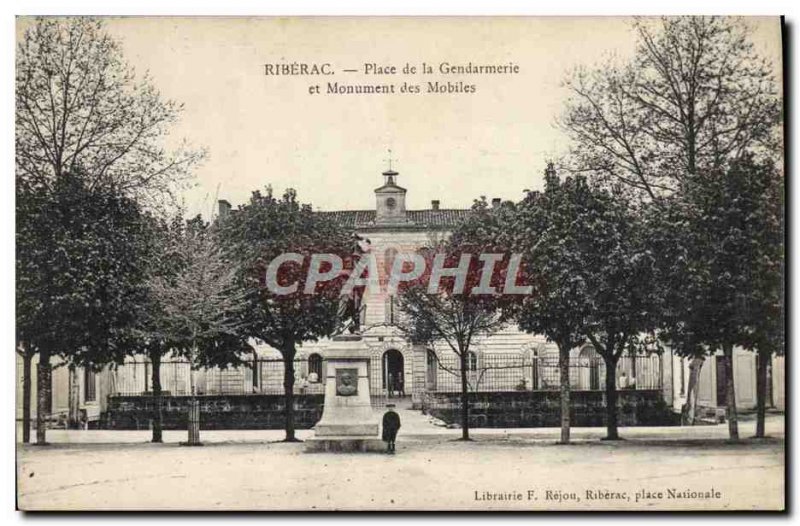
375;151;407;223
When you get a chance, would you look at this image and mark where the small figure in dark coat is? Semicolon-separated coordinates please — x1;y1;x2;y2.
382;404;401;454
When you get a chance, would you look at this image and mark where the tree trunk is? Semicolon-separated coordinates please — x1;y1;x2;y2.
151;351;163;443
682;357;705;425
182;346;202;446
722;343;739;441
460;352;470;441
68;364;80;428
604;355;620;440
558;344;571;444
755;349;769;438
35;349;51;445
22;351;33;444
283;346;299;442
252;350;259;392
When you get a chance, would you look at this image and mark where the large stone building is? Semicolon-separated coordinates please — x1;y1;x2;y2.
270;166;547;409
16;167;785;429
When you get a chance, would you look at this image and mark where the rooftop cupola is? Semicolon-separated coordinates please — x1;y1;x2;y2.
375;151;407;223
383;168;399;187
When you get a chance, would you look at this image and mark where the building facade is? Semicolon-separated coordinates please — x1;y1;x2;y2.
16;167;785;429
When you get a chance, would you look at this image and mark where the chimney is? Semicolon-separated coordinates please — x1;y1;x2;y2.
492;198;501;209
218;199;232;220
431;200;440;211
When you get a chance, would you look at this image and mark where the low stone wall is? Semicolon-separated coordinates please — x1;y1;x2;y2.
421;390;680;428
102;394;324;430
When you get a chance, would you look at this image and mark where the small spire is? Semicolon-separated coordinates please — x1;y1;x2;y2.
385;149;395;172
382;149;398;185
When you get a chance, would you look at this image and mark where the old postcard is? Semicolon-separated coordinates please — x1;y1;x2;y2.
15;16;785;511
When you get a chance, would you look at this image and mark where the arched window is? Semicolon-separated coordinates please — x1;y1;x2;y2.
426;350;438;389
308;353;323;383
467;351;478;372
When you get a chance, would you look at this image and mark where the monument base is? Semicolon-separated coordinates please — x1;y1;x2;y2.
305;334;381;453
305;436;386;453
314;422;379;436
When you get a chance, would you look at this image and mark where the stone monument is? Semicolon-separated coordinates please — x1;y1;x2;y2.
305;334;383;452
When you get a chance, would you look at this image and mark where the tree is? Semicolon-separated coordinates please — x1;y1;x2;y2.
511;165;594;444
646;195;710;426
560;16;783;441
396;225;515;440
221;188;353;442
745;162;784;439
16;171;149;445
655;156;784;441
16;17;203;443
752;291;784;438
15;343;35;443
16;17;203;205
147;217;251;445
132;214;248;443
129;214;183;443
564;178;658;440
560;16;781;201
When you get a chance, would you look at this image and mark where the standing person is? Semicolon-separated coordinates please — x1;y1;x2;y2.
382;404;401;454
297;374;309;395
618;371;629;390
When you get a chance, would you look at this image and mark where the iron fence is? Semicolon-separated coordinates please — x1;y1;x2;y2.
109;358;325;397
368;358;387;409
424;351;662;393
107;350;661;401
110;356;393;410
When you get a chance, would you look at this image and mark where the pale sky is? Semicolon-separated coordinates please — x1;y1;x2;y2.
19;17;784;217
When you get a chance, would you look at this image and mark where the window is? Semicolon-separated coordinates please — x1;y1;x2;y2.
467;351;478;372
679;357;685;396
385;295;396;325
426;350;438;389
308;354;323;383
84;369;96;402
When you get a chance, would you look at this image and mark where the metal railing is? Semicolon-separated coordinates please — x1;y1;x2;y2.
107;351;661;400
424;351;662;393
109;358;325;397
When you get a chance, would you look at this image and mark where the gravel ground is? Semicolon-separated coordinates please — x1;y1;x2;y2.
16;414;785;511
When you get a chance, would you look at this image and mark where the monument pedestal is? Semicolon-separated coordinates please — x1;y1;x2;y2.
306;335;381;453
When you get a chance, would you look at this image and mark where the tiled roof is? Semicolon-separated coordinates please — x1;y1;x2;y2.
408;209;472;227
316;209;472;228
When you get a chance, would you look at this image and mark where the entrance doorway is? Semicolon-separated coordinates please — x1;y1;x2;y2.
382;349;405;397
